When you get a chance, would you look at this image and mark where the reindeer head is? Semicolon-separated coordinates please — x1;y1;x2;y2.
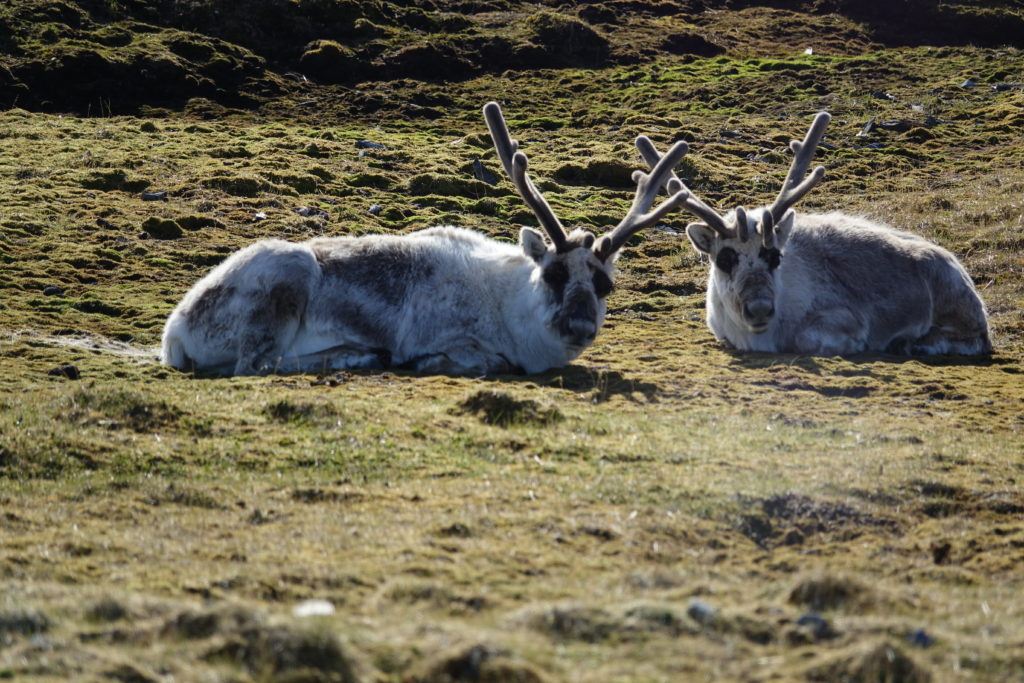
483;102;689;348
637;112;830;334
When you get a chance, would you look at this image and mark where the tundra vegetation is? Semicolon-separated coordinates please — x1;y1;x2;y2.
1;1;1023;681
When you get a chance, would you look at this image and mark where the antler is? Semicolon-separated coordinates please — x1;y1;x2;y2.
595;137;691;258
759;211;775;248
482;101;569;252
768;112;830;222
635;136;734;239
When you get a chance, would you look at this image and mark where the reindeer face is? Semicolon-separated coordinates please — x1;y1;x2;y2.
687;209;792;334
521;228;613;348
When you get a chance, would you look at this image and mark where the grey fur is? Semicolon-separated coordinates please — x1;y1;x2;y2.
640;113;992;357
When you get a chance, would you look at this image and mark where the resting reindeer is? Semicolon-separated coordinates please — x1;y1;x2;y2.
160;102;690;376
638;112;991;356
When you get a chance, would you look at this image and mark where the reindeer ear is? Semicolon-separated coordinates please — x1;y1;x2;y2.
519;227;549;263
686;222;716;255
774;210;796;248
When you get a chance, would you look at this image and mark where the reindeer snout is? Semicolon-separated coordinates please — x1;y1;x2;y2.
743;299;775;328
562;298;597;345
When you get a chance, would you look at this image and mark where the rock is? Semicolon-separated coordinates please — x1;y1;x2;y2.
43;285;64;296
471;159;499;185
908;628;935;648
295;206;328;219
141;190;168;201
686;599;716;625
355;139;386;150
796;613;837;640
141;217;183;240
960;78;977;88
368;204;382;215
253;211;268;221
47;364;81;380
857;119;875;137
292;599;335;618
877;119;915;132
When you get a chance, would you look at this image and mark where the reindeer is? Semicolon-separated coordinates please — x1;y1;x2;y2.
160;102;690;376
637;112;991;356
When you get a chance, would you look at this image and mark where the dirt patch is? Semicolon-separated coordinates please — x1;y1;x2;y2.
736;493;898;549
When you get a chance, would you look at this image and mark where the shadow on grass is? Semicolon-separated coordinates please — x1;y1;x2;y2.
503;364;661;403
724;349;1006;374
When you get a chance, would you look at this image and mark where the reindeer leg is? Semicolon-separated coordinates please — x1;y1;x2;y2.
234;282;309;375
792;309;868;356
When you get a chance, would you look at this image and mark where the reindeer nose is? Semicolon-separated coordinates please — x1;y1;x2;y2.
569;300;591;321
743;300;775;321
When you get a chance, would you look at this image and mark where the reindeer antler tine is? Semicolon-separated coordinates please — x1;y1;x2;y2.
769;112;830;221
596;140;693;257
636;135;732;238
760;210;776;248
735;207;749;242
482;101;569;252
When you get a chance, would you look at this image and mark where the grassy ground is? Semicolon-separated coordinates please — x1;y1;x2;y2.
1;2;1023;681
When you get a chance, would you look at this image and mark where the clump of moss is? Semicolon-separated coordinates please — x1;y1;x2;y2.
788;573;876;612
407;173;498;198
524;11;610;67
299;39;357;83
81;169;149;193
141;216;183;240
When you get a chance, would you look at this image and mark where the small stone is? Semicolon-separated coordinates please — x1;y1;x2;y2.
857;119;875;138
960;78;977;89
295;206;328;219
368;204;382;216
253;211;268;221
471;159;499;185
292;599;335;618
991;82;1019;92
141;190;168;201
796;613;837;640
43;286;64;296
47;364;80;380
908;628;935;648
803;47;813;55
686;599;716;625
355;139;386;150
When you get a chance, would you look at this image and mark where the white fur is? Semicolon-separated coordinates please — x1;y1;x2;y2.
161;226;612;376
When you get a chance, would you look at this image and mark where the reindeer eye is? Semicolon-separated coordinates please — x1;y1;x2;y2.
759;247;781;270
542;262;569;297
592;270;613;298
715;247;738;275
